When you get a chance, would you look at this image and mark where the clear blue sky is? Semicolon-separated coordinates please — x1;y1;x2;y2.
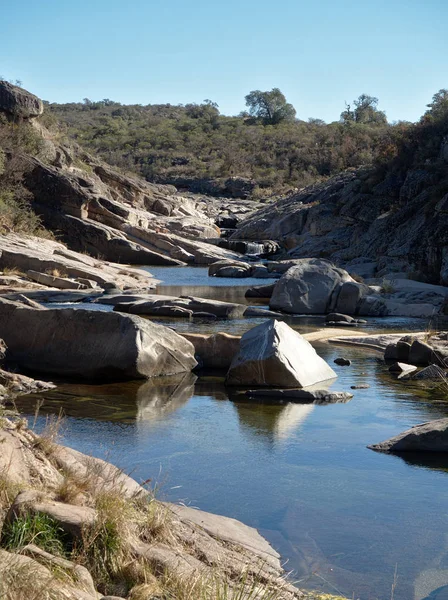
2;0;447;123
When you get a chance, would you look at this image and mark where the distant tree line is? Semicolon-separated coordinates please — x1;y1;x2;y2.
44;87;425;196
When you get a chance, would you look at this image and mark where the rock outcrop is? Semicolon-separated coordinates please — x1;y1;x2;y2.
0;80;43;118
226;320;337;387
233;167;448;286
369;418;448;453
0;418;306;600
0;234;157;291
0;298;197;379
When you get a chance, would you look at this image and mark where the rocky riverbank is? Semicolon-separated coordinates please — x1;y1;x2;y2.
0;383;350;600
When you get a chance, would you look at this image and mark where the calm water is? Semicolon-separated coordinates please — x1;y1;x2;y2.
19;266;448;600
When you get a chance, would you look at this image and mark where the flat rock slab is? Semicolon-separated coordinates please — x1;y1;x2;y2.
105;293;281;320
245;388;352;405
0;233;157;291
226;320;337;387
369;418;448;453
169;504;281;570
329;332;427;352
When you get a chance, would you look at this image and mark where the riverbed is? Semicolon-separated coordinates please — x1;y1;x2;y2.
16;266;448;600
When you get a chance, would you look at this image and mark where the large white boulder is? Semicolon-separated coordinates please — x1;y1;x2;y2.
225;320;336;387
0;298;196;380
269;258;362;314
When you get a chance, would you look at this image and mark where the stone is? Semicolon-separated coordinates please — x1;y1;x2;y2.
245;389;353;405
226;320;336;388
215;266;251;278
6;490;97;539
0;298;197;379
26;269;87;290
408;339;438;366
0;233;157;291
388;362;418;375
335;281;368;314
412;364;447;380
110;294;247;319
0;81;43;118
170;504;280;569
396;341;412;362
350;384;370;389
326;313;354;323
20;544;97;597
209;260;251;277
245;283;276;298
369;418;448;453
181;332;240;369
0;549;96;600
269;259;358;314
334;357;351;366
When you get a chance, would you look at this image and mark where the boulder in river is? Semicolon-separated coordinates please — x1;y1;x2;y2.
226;320;336;388
244;388;353;405
369;418;448;453
269;258;367;315
0;298;197;379
181;332;241;369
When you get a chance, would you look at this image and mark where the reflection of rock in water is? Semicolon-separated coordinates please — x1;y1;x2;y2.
234;402;314;445
274;404;314;441
137;372;197;421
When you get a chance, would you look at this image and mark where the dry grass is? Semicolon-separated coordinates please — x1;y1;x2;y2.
0;471;22;510
32;411;65;456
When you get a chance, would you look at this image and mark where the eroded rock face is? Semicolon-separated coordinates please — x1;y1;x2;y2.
0;298;197;379
226;320;336;387
369;418;448;453
233;168;448;285
0;81;43;118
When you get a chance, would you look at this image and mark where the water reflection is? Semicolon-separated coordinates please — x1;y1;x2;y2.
15;373;197;424
389;452;448;474
232;401;314;446
137;373;197;422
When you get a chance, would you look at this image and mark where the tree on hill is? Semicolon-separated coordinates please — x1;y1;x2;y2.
245;88;296;125
341;94;387;126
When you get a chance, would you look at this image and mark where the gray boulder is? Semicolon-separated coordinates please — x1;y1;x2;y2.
245;388;353;404
369;418;448;453
0;81;43;118
269;259;363;314
408;339;438;365
0;298;196;379
326;313;354;323
226;320;336;387
412;364;447;380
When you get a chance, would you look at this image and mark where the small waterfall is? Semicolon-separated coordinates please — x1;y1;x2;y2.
245;242;266;255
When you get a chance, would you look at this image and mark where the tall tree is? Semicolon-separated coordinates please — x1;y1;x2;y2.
341;94;387;126
245;88;296;125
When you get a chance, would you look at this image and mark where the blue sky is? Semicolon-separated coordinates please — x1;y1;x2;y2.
2;0;447;123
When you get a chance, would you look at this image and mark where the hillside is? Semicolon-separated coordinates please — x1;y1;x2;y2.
45;95;392;196
0;81;246;265
233;90;448;284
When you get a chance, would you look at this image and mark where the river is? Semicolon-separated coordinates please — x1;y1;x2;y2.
16;266;448;600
